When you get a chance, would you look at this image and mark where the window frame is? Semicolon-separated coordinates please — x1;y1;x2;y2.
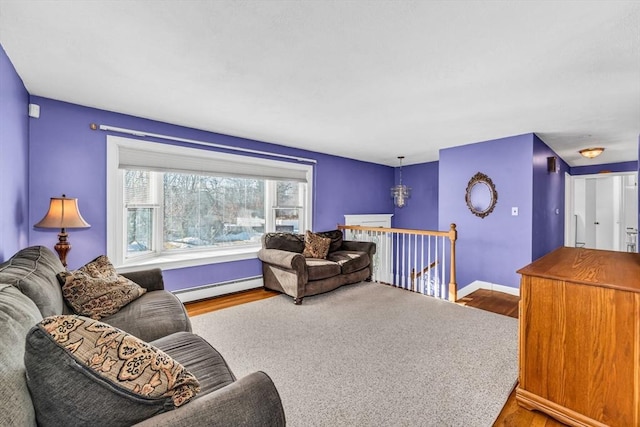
107;136;314;272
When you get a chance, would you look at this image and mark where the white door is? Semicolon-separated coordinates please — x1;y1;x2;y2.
569;172;637;252
584;178;597;248
593;177;615;250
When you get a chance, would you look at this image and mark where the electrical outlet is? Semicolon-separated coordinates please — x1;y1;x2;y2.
512;207;518;216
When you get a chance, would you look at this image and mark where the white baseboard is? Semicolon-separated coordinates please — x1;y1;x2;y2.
173;276;263;303
457;280;520;299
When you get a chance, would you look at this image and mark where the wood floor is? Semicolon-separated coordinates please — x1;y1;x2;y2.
184;286;566;427
456;289;566;427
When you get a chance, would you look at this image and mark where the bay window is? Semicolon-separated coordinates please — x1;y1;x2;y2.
107;136;313;270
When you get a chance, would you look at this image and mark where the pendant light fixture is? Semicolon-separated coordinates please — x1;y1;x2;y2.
391;156;411;208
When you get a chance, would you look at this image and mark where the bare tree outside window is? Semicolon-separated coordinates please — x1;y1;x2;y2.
124;169;301;258
163;172;264;249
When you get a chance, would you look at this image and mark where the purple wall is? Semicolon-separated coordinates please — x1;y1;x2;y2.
532;135;568;261
26;96;391;291
392;161;439;230
0;45;29;261
570;160;637;176
315;155;394;229
439;134;534;290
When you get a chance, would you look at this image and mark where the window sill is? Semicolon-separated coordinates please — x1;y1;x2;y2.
115;245;260;273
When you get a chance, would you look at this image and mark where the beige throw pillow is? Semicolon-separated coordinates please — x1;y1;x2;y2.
25;315;200;426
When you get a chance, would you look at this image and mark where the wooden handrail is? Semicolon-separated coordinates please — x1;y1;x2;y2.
338;224;456;239
338;223;457;301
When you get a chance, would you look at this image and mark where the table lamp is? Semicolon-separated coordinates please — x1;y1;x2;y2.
34;194;90;267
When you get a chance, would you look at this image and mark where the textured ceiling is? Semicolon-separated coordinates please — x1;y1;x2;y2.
1;0;638;166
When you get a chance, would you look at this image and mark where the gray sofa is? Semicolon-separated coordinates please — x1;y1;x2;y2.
258;230;376;304
0;246;285;426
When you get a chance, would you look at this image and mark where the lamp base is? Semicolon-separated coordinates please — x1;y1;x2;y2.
54;230;71;267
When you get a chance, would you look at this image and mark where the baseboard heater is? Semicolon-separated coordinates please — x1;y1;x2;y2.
173;276;263;303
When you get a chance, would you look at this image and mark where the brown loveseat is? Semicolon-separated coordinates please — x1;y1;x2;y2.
258;230;376;304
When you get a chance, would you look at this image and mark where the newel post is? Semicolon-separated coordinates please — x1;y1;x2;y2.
448;223;457;302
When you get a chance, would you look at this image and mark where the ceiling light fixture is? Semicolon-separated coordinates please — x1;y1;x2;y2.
579;147;605;159
391;156;411;208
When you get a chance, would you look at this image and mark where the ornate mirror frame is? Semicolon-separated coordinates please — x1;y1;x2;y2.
465;172;498;219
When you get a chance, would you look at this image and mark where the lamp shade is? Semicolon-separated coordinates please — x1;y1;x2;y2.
34;196;90;229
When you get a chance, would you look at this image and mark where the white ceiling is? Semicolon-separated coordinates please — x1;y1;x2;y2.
1;0;638;167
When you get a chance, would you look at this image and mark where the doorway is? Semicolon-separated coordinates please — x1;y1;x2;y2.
565;172;638;252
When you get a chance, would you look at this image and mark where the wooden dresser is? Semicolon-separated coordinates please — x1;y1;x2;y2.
516;246;640;427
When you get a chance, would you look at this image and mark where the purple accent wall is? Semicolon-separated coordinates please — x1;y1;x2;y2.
392;161;439;230
532;135;568;261
570;160;637;176
26;96;391;291
439;134;534;290
315;155;394;230
0;45;29;261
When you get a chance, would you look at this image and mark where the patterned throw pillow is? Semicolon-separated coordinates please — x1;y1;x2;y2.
57;255;146;320
316;229;344;253
25;315;200;426
302;230;331;259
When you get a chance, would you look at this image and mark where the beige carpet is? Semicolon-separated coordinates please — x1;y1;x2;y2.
190;281;518;426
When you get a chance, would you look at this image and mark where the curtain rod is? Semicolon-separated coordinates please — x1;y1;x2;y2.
91;124;317;164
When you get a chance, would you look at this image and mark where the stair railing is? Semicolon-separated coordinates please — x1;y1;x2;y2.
338;223;457;302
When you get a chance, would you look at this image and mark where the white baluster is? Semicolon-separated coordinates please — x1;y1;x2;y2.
427;235;432;296
394;232;399;287
440;236;446;299
419;234;424;295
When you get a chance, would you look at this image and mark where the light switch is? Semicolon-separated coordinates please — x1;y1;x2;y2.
512;207;518;216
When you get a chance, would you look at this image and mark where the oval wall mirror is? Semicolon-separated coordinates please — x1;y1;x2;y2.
465;172;498;218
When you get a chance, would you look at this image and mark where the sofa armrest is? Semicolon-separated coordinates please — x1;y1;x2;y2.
342;240;376;256
341;241;376;279
120;268;165;292
258;248;306;273
133;371;285;427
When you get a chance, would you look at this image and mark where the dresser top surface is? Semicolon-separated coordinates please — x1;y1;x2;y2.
518;246;640;293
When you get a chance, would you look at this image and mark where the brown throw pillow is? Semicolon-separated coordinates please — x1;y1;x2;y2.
302;230;331;259
25;315;200;425
316;230;343;253
57;255;146;320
